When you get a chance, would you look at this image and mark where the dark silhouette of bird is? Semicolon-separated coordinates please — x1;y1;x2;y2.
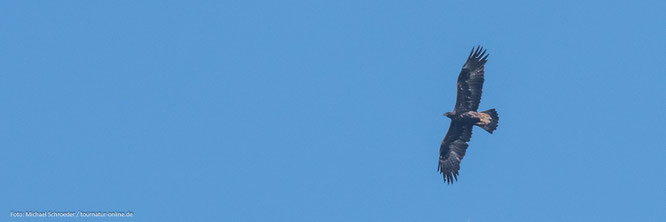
439;46;499;184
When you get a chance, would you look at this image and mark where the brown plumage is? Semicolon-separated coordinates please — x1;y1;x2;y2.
439;46;499;184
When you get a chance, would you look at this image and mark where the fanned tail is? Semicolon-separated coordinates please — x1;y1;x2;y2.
478;108;499;134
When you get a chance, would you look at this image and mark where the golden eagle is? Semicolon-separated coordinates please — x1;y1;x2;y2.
439;46;498;184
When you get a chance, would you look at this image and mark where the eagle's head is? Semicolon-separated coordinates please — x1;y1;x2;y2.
444;112;455;118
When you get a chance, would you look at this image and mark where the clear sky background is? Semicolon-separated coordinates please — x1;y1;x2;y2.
1;1;665;221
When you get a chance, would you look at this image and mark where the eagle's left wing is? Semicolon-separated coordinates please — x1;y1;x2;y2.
438;121;474;184
454;46;488;112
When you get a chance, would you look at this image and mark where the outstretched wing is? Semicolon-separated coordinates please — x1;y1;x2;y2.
454;46;488;112
438;121;474;184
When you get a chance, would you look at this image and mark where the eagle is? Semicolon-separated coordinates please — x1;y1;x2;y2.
438;46;499;184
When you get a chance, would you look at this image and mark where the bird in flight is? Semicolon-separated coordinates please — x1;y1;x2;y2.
439;46;498;184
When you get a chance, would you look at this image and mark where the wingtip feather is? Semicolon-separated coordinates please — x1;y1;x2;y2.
465;45;489;67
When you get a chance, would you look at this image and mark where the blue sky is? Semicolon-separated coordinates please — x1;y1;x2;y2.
1;0;665;221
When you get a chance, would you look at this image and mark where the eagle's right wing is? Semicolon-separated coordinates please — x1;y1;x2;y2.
454;46;488;112
438;121;474;184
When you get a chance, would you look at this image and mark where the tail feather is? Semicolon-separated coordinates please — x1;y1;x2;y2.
478;108;499;134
